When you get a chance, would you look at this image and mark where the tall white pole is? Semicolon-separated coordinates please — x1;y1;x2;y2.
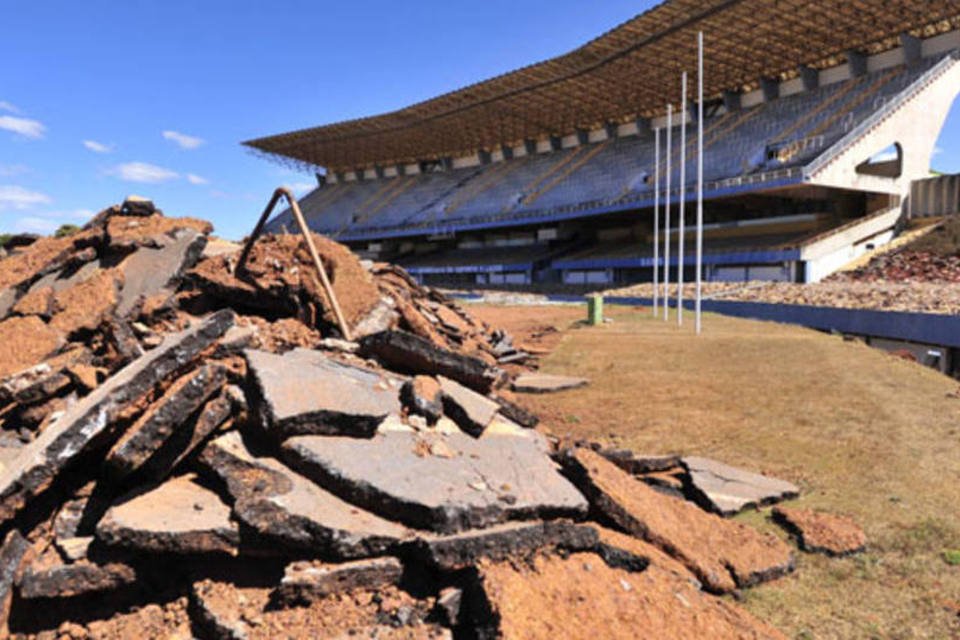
652;127;660;317
678;72;687;327
663;104;672;321
695;31;705;335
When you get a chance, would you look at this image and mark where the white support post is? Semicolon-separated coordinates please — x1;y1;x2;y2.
678;72;687;327
663;104;672;321
695;31;705;335
653;127;660;317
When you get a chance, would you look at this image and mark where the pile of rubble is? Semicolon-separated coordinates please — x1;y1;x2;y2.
0;198;861;638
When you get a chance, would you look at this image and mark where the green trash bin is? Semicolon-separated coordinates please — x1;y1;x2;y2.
586;294;604;326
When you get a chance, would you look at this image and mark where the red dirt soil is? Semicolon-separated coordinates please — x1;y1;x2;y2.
476;551;786;640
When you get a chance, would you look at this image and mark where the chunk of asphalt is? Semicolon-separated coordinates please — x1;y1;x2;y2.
437;376;499;437
682;456;799;516
115;227;207;318
198;431;410;558
105;363;228;480
399;376;443;424
273;557;404;606
18;545;138;600
245;348;402;440
407;520;598;571
0;530;28;627
189;579;251;640
511;373;588;394
96;474;239;555
561;448;794;594
358;330;504;393
599;449;681;475
0;309;234;524
436;587;463;628
281;429;587;534
772;506;866;557
138;391;235;482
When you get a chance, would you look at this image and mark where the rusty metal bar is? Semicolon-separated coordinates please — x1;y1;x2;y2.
236;187;353;341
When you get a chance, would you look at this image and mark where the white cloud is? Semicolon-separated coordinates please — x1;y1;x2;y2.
186;173;209;185
0;101;19;114
0;115;45;139
933;146;944;157
108;162;179;183
0;185;52;211
83;139;113;153
0;164;29;177
11;216;59;234
289;181;316;193
162;130;205;150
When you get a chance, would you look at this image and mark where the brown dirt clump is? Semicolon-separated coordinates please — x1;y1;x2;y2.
49;269;122;334
11;286;53;317
594;524;699;583
192;578;443;639
106;215;212;248
0;316;63;378
0;233;97;291
82;597;193;640
474;551;786;640
772;506;866;556
565;448;794;593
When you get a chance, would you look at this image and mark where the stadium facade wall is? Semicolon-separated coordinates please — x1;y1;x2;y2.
910;173;960;218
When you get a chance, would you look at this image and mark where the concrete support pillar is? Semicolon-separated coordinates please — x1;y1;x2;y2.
477;149;492;165
722;90;741;112
575;128;589;146
334;171;346;183
523;139;537;155
799;65;820;91
374;165;385;179
900;33;922;65
846;49;867;77
396;164;407;176
549;135;563;151
315;173;326;186
760;77;779;102
353;169;365;182
635;117;652;137
604;121;619;139
441;157;454;171
500;144;514;160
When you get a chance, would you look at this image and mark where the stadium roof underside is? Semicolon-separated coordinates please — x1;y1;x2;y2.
245;0;960;172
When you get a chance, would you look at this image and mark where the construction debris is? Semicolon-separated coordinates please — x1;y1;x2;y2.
512;372;588;394
772;506;867;556
682;456;800;516
0;199;821;637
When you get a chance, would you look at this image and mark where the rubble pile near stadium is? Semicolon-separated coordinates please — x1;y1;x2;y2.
0;198;862;638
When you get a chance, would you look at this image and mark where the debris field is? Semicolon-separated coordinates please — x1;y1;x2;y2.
0;197;865;639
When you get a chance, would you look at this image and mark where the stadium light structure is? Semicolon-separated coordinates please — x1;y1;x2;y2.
678;72;687;327
695;31;705;335
663;104;672;322
653;127;660;318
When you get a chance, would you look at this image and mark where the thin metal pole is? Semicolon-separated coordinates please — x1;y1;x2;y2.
663;104;672;321
695;31;705;335
678;72;687;327
652;128;660;317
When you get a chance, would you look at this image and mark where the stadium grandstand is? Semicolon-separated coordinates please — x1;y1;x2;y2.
246;0;960;288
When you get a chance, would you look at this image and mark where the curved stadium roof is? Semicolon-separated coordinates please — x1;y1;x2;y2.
245;0;960;172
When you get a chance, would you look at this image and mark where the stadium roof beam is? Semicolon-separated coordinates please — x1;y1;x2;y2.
900;33;922;64
246;0;960;171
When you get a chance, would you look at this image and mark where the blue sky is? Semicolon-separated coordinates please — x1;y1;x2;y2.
1;1;958;240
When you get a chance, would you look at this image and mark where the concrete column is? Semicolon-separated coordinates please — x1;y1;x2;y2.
374;165;385;179
396;164;407;176
604;121;619;139
575;128;589;145
760;77;779;102
477;150;491;165
501;144;514;160
900;33;922;65
723;90;741;112
799;66;819;91
549;135;563;151
846;49;867;77
635;117;652;138
523;139;537;155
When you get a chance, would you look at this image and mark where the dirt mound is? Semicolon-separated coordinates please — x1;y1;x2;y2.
0;198;818;638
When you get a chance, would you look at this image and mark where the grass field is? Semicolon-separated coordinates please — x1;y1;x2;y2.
471;304;960;639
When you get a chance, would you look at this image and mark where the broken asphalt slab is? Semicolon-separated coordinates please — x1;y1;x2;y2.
772;506;866;557
437;376;499;437
682;456;799;516
273;557;403;606
281;428;587;534
0;531;27;627
17;546;138;600
245;348;402;440
406;520;598;571
96;474;239;555
562;448;794;594
511;373;588;394
358;330;504;393
0;309;234;524
105;363;228;480
114;227;207;318
198;431;410;558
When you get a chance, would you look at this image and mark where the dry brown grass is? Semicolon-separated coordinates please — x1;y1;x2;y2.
472;303;960;639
